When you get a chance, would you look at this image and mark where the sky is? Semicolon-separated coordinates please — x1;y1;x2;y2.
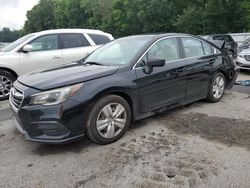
0;0;40;30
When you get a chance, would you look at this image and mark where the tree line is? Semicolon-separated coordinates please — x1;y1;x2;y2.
1;0;250;42
0;28;22;42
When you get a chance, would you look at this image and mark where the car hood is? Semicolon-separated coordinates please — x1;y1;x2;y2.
241;48;250;54
18;62;119;90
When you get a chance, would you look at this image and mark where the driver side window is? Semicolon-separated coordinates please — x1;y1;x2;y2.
137;38;180;67
29;35;59;52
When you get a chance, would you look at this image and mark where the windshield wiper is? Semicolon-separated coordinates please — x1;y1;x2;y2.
85;62;104;66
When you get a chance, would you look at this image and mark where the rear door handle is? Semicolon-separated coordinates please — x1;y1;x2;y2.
52;56;61;59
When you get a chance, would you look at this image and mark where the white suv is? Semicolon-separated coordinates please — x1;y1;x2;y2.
0;29;114;100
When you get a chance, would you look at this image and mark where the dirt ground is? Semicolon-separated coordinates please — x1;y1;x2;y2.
0;73;250;188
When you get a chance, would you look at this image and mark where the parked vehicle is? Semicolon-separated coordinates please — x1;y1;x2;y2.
0;29;114;100
236;48;250;70
207;34;238;59
238;38;250;54
10;34;237;145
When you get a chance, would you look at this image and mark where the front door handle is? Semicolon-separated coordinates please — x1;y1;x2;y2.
52;56;61;59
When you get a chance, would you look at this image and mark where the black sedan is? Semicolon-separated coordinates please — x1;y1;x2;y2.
10;34;237;145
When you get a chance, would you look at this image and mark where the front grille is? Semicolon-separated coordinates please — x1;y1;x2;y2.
10;87;24;111
244;55;250;62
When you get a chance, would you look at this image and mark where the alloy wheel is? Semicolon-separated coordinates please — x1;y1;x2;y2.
0;75;12;98
212;76;225;99
96;103;127;139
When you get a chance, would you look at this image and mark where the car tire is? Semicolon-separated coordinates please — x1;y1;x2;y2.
206;72;226;103
86;95;131;145
0;70;16;100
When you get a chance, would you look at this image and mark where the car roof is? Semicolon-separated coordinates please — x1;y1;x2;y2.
120;33;201;40
32;29;110;36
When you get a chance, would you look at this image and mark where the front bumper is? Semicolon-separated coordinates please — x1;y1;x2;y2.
13;116;85;144
236;56;250;70
10;82;88;144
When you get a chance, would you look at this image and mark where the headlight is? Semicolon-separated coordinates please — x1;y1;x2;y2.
30;83;83;106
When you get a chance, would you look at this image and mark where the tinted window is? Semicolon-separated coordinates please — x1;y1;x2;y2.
29;35;58;51
88;33;111;45
182;38;204;58
148;38;180;62
61;34;90;49
224;35;234;42
212;35;224;40
202;42;213;55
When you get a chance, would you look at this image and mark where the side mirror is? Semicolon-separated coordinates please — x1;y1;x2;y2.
147;57;165;67
22;44;33;52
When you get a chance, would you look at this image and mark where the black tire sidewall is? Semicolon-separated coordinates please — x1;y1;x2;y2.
0;70;16;100
86;95;131;145
207;72;226;103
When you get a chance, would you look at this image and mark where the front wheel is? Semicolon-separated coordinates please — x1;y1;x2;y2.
86;95;131;145
0;70;16;100
207;72;226;103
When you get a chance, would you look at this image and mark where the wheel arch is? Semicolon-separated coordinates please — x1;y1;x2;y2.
89;87;137;121
0;67;18;78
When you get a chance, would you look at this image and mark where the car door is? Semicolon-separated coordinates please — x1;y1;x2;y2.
180;37;216;100
60;33;98;64
19;34;63;74
134;37;187;113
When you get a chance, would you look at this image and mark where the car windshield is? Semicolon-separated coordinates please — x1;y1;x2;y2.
1;34;34;52
84;37;152;66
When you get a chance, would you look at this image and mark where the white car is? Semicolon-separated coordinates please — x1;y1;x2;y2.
236;48;250;70
0;29;113;100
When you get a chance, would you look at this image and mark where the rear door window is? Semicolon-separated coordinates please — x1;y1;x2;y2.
202;42;214;55
60;34;90;49
181;38;204;58
88;33;111;45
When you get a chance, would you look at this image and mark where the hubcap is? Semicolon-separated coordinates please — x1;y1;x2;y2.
0;76;12;98
213;76;225;99
96;103;127;139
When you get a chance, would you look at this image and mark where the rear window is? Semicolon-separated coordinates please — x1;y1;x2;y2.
224;35;234;42
88;33;111;45
60;34;90;49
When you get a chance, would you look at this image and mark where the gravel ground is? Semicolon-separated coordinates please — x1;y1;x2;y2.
0;72;250;188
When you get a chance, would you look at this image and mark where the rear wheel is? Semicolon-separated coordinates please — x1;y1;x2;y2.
86;95;131;145
0;70;16;100
207;72;226;103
